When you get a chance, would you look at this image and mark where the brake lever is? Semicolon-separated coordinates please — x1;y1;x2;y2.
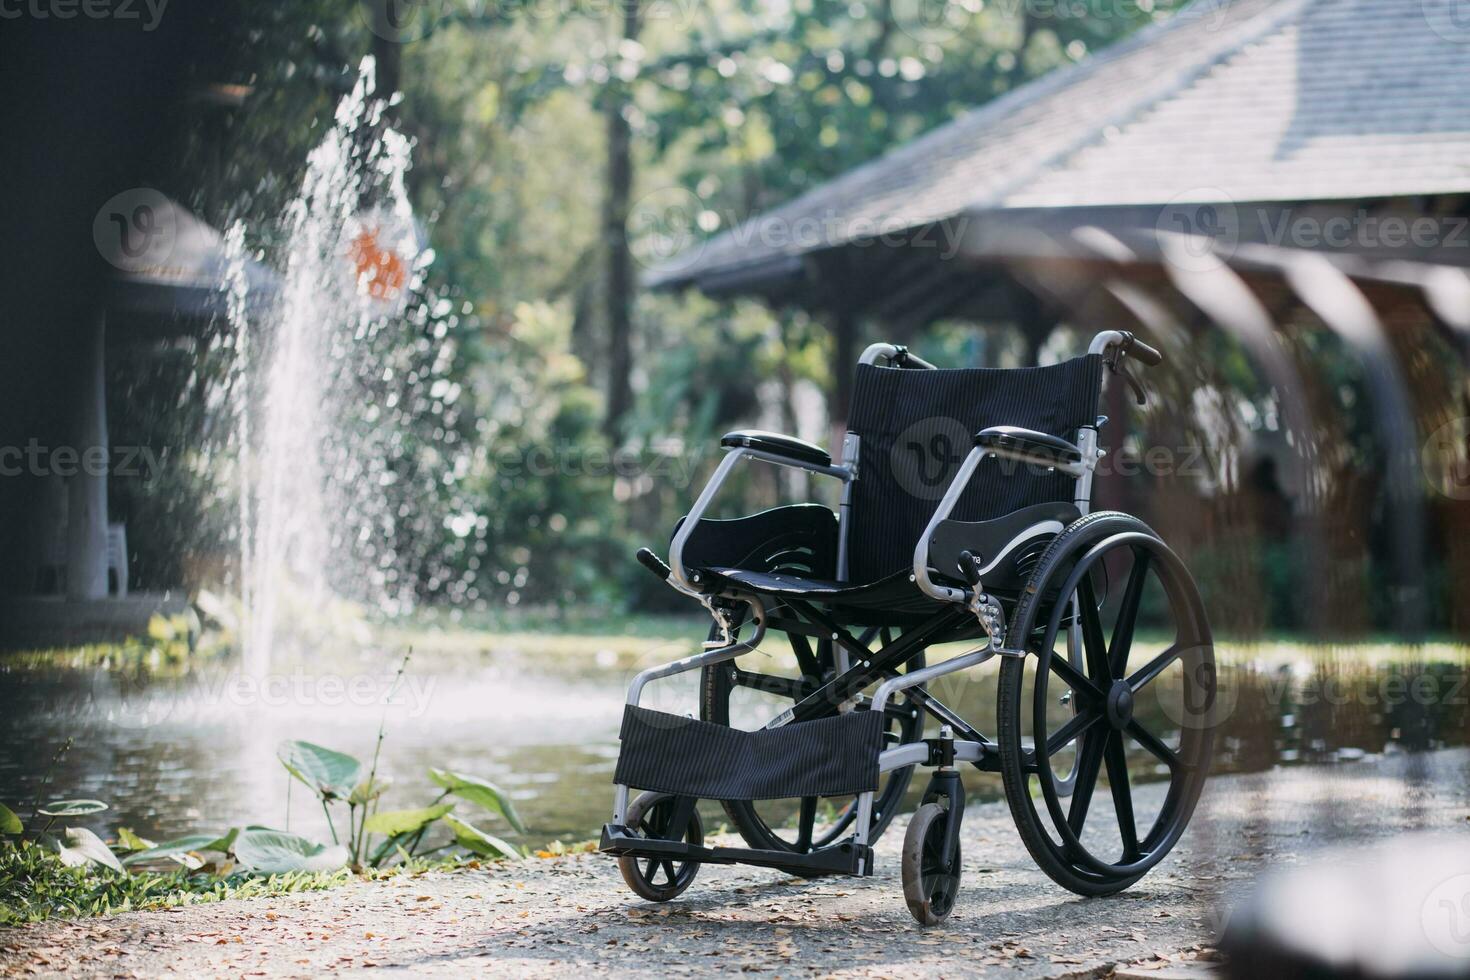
1117;359;1148;407
1104;345;1149;407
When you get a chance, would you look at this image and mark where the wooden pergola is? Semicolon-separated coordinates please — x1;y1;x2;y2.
648;0;1470;427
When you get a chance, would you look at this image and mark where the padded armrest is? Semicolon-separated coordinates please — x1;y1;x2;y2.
975;425;1082;466
720;429;831;468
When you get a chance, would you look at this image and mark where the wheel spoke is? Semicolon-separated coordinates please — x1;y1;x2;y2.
660;859;678;884
642;857;656;880
1103;731;1139;859
1127;720;1182;772
1067;729;1107;834
794;797;818;851
1109;551;1150;677
1049;655;1105;703
1046;708;1103;755
1076;574;1114;683
1127;643;1183;693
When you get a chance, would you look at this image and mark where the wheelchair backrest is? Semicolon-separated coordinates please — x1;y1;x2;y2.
844;354;1104;585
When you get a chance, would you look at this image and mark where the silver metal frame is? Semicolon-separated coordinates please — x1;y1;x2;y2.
667;448;852;596
611;594;767;825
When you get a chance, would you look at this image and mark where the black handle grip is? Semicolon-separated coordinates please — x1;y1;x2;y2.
1129;338;1164;367
635;547;672;582
958;550;984;588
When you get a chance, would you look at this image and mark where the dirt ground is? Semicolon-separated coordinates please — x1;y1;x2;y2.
2;748;1466;979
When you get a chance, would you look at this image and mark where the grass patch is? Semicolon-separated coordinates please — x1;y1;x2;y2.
0;841;501;927
0;839;350;925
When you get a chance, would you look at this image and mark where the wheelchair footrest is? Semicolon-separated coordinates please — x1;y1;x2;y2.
614;704;884;800
600;824;873;877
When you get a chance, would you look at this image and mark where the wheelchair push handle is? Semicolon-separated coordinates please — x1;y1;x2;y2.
1127;336;1164;367
1088;329;1164;367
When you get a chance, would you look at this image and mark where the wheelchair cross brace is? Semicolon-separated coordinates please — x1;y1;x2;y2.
606;595;1035;876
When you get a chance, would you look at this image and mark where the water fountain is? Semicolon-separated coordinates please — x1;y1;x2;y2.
225;60;442;676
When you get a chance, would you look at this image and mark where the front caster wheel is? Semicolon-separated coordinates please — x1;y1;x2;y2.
902;803;962;926
618;792;704;902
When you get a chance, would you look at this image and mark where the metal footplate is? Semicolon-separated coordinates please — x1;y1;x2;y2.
599;824;874;877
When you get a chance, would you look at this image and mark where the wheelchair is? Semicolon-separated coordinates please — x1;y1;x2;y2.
600;330;1216;925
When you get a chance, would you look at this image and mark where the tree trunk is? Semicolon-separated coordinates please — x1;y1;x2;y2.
370;20;402;106
602;0;641;440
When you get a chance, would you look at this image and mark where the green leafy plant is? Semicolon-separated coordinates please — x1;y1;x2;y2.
274;651;525;870
1;652;528;924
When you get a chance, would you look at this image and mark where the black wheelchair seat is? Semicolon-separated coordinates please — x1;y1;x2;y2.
679;498;1079;625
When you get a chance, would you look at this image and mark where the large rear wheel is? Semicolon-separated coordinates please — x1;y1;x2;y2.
997;512;1216;896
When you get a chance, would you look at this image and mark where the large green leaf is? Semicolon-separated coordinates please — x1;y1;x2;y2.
0;803;21;835
115;827;154;851
442;815;521;860
233;829;347;874
276;741;362;801
38;799;108;817
427;769;526;834
56;828;123;873
363;803;454;838
121;830;236;867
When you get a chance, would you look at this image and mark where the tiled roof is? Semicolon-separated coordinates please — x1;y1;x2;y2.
652;0;1470;290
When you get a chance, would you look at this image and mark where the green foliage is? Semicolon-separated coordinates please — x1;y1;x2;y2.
427;769;525;834
0;839;350;927
37;800;107;818
363;803;455;837
55;828;124;873
122;832;233;869
442;814;522;861
0;803;21;836
276;740;364;802
232;830;348;874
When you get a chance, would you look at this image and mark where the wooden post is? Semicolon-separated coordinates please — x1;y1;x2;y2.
66;310;109;600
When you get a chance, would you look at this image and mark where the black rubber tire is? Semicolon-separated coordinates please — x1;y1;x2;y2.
997;511;1214;897
699;645;924;854
902;802;962;926
617;792;704;902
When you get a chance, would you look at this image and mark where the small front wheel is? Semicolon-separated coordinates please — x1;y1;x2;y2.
618;792;704;902
902;802;962;926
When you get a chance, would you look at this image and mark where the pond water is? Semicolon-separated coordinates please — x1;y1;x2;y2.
2;629;1467;852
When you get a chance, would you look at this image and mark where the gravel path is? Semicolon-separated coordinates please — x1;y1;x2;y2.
3;749;1467;979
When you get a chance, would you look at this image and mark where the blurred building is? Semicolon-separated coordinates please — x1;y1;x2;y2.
0;199;275;648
